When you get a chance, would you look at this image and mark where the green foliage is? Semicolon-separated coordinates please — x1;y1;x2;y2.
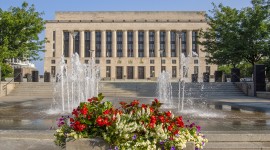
0;2;46;78
199;0;270;68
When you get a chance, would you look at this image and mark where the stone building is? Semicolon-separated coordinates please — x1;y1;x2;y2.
44;11;217;81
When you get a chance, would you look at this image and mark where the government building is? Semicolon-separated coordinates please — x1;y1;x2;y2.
44;11;217;81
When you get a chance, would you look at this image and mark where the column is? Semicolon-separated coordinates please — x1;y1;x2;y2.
134;30;138;58
146;66;150;78
134;66;138;79
123;30;128;57
111;66;116;80
112;30;117;57
56;30;62;57
101;30;106;57
166;30;171;58
69;32;74;57
80;31;84;58
144;30;149;57
155;30;160;57
187;30;192;57
176;30;181;58
90;31;95;56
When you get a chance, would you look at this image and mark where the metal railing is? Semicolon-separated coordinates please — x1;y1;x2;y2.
2;73;22;96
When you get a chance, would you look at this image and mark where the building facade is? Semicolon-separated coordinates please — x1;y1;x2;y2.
44;11;217;81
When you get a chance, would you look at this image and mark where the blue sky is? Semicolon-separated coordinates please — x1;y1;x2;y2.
0;0;251;74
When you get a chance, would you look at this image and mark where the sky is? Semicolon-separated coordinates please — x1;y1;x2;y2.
0;0;252;74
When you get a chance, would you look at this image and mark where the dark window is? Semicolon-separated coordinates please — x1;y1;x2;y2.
181;31;187;56
149;31;155;57
106;60;111;64
53;43;55;49
85;60;89;64
74;31;80;56
194;66;199;74
161;66;166;72
206;66;211;73
95;31;101;57
150;66;155;77
106;66;111;78
172;66;177;78
95;59;100;64
106;31;112;57
51;66;56;77
53;31;56;41
127;66;134;79
138;31;144;57
53;51;55;57
171;31;176;57
117;31;123;57
64;60;67;64
63;31;69;57
128;31;133;57
162;59;166;64
160;31;166;57
51;60;55;64
150;60;155;64
192;31;198;57
85;31;91;57
194;59;198;64
138;66;145;79
172;60;176;64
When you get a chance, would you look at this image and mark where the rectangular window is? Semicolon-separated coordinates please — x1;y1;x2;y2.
160;31;166;57
74;31;80;56
95;31;101;57
127;66;134;79
150;66;155;77
51;66;56;77
53;31;56;41
128;31;133;57
150;60;155;64
194;66;199;74
138;66;145;79
206;66;211;73
138;31;144;57
171;31;176;57
149;31;155;57
117;31;123;57
106;66;111;78
85;31;91;57
172;66;177;78
51;60;55;64
194;59;198;64
95;59;100;64
106;31;112;57
192;31;198;57
181;31;187;56
106;60;111;64
63;31;69;57
161;66;166;72
85;60;89;64
172;60;176;64
162;59;166;64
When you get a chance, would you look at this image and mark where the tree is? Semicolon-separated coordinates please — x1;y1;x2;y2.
199;0;270;69
0;2;46;78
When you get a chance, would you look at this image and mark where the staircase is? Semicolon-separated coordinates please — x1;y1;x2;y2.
2;82;53;100
99;82;246;98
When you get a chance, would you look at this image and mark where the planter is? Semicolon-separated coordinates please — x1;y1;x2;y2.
66;138;195;150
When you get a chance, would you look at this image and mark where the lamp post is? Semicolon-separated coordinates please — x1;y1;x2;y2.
159;49;164;73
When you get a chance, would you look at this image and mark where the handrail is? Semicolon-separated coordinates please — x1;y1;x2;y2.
2;72;22;96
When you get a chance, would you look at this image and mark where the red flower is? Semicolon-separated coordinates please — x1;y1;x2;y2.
173;130;179;135
176;116;184;127
141;104;147;108
168;125;173;131
149;123;155;128
80;106;88;115
70;118;74;123
150;116;156;124
158;115;165;123
96;116;104;126
154;98;159;103
150;107;154;113
131;100;139;106
72;121;86;131
103;109;110;115
165;111;172;117
72;109;79;117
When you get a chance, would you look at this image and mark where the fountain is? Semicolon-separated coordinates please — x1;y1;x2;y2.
157;71;173;108
52;53;100;112
178;53;191;112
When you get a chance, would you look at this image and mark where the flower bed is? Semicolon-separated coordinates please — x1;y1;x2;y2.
54;93;207;149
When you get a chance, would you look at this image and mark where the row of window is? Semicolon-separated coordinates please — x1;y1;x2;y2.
51;65;211;79
51;58;204;66
60;30;198;58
